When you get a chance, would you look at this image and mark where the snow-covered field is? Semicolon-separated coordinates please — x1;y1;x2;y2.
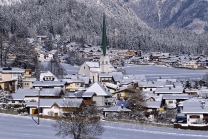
125;65;208;80
41;62;208;80
0;114;208;139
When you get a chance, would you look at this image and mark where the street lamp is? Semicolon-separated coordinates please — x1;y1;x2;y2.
38;87;42;125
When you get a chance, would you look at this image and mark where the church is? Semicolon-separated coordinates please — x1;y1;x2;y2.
79;14;117;82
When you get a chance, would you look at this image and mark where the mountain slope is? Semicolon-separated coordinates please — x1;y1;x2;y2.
1;0;208;55
129;0;208;34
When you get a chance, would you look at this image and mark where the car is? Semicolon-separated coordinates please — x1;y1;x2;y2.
176;116;187;123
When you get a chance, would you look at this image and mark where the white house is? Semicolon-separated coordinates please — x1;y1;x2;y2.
162;94;190;109
39;71;59;81
182;100;208;125
26;98;83;116
85;82;112;106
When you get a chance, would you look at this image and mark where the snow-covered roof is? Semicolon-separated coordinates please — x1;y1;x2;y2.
155;87;183;94
103;106;131;112
139;81;165;88
39;71;59;81
183;106;208;114
86;62;99;68
146;101;161;109
12;88;62;100
32;81;66;86
105;83;118;89
85;82;112;96
0;67;25;73
162;94;190;100
26;98;83;108
65;92;95;98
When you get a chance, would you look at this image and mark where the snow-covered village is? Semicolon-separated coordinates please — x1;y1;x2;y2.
2;0;208;139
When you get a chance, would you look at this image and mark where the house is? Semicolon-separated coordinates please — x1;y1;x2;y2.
85;82;112;106
99;73;113;85
112;74;146;86
22;78;36;89
40;71;59;81
26;98;84;116
184;89;199;95
0;67;25;93
103;105;131;118
180;60;198;69
105;83;119;93
138;81;165;92
145;101;162;120
162;94;191;109
182;100;208;125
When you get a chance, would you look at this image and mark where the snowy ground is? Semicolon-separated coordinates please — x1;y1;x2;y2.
0;114;208;139
125;65;208;80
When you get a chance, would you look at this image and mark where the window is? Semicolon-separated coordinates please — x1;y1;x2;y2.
12;100;15;103
190;115;200;118
102;61;104;64
168;101;173;104
150;88;152;91
24;83;29;86
106;61;108;64
75;83;79;86
84;66;85;69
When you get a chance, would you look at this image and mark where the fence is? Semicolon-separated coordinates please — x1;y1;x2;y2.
0;109;19;115
107;119;173;128
174;124;208;130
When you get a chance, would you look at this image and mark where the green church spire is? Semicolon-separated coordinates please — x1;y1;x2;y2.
101;13;107;56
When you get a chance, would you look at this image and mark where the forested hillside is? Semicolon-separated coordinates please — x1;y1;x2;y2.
129;0;208;34
0;0;208;54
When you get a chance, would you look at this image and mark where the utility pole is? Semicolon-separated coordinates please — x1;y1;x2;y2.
38;87;42;125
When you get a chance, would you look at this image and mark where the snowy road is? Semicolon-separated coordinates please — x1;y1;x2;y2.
0;114;208;139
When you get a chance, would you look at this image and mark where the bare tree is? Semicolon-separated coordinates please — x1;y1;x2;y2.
126;87;146;121
203;72;208;88
47;59;66;79
53;103;104;139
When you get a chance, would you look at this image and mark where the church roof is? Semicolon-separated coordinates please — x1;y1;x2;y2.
86;62;99;68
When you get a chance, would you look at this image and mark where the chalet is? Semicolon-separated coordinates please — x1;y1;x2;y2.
182;100;208;125
26;98;84;116
39;71;59;81
0;67;25;93
85;82;112;106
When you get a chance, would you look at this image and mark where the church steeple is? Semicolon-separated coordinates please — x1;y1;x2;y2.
101;13;107;56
